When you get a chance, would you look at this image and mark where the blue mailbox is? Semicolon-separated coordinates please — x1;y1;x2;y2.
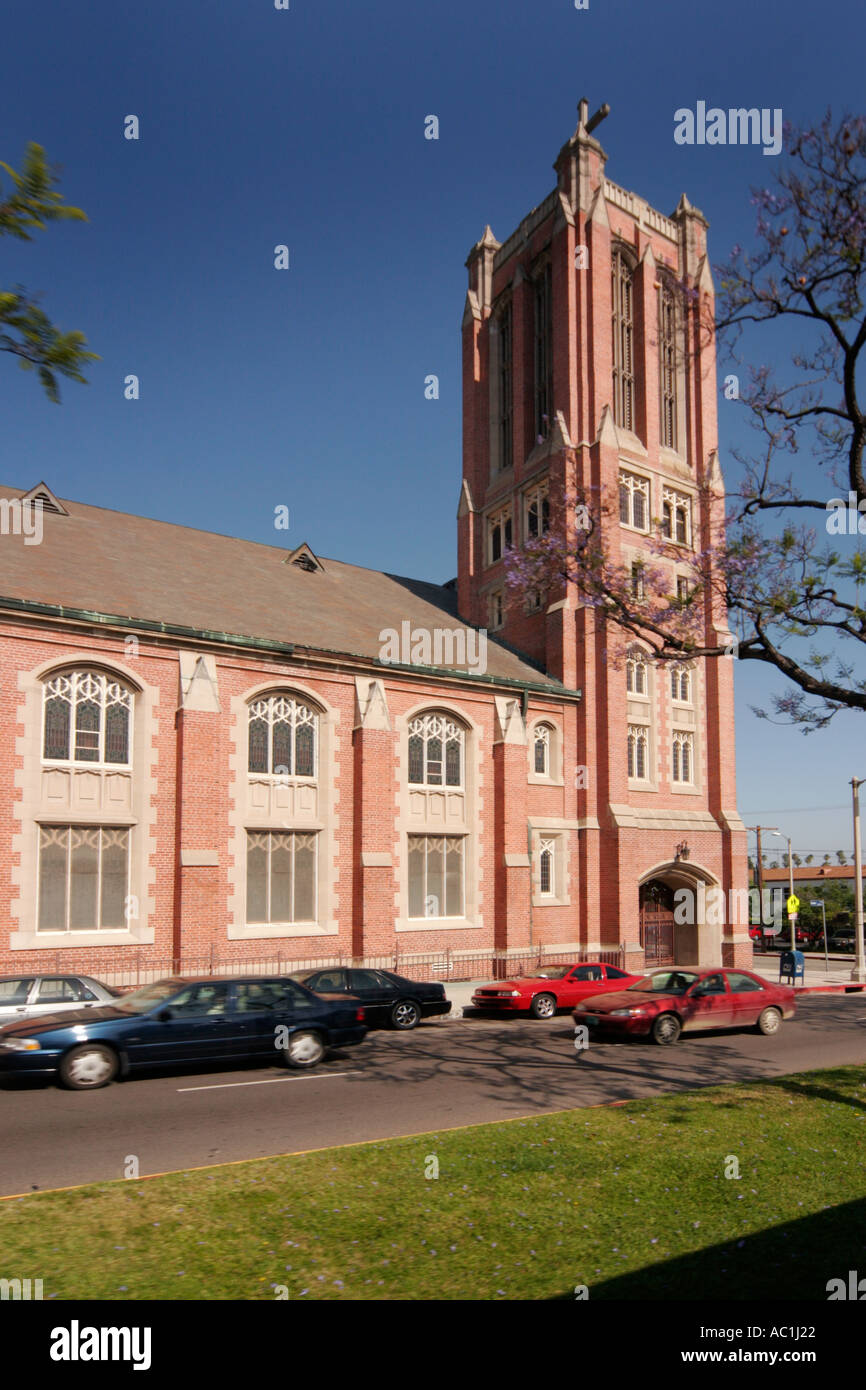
779;949;805;985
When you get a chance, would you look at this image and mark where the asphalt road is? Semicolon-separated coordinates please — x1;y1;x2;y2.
2;995;866;1197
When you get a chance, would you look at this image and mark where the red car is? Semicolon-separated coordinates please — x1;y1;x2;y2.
471;962;640;1019
573;966;796;1045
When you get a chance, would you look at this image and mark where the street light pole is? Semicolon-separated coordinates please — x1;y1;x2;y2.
810;899;828;972
851;779;866;984
768;829;795;949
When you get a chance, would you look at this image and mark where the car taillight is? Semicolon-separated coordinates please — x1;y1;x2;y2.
355;1007;365;1021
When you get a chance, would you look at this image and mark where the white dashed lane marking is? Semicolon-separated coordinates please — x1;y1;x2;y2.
177;1070;362;1092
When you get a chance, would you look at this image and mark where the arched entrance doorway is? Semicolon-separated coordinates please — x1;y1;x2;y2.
639;879;676;965
638;861;723;967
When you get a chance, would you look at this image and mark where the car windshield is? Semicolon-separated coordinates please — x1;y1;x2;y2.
628;970;700;995
113;980;186;1013
525;967;571;980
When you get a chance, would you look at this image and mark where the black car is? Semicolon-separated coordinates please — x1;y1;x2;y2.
0;975;367;1090
292;967;451;1030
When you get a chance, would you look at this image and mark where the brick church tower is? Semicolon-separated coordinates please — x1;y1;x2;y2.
457;100;749;970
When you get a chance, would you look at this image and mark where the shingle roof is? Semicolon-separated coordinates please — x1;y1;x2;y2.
0;484;571;693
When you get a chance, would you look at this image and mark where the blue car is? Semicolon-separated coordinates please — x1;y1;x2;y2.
0;975;367;1090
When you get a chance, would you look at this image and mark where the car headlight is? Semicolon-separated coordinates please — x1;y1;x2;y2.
608;1007;647;1017
0;1037;41;1051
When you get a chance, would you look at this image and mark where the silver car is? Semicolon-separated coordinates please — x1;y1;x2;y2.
0;974;119;1023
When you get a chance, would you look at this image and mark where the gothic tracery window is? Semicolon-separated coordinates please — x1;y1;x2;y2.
42;670;132;766
248;694;318;778
408;712;464;788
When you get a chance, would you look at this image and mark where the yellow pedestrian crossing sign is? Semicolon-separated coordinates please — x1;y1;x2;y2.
787;894;800;915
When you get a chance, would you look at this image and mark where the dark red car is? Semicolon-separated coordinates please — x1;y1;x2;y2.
573;966;796;1045
471;961;640;1019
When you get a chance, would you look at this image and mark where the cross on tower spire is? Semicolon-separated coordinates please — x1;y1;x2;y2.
578;97;610;135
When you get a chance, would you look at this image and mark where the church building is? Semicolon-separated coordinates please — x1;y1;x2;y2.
0;104;748;982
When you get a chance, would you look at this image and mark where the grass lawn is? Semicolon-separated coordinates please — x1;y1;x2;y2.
4;1065;866;1300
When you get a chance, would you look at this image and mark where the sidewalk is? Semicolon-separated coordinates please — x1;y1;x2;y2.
751;957;866;994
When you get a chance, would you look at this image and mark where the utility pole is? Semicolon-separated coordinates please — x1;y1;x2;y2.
851;779;866;984
747;825;778;944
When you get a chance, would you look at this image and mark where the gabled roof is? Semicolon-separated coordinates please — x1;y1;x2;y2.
0;484;573;694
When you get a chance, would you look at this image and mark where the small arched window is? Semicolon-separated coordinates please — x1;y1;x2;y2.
628;725;649;780
539;838;555;895
42;669;132;766
672;731;694;784
533;724;551;776
670;665;691;703
626;649;648;696
408;712;464;788
248;693;318;778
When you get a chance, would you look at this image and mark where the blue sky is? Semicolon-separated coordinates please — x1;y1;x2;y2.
1;0;863;856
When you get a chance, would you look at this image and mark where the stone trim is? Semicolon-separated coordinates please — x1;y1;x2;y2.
180;849;218;867
609;804;721;832
11;651;158;951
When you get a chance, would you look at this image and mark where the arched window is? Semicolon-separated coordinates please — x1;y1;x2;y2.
670;665;691;703
628;725;649;780
626;649;648;696
612;247;635;431
672;731;694;784
533;723;551;776
42;669;132;766
539;838;555;895
408;712;464;788
659;282;678;449
534;262;553;440
248;693;318;778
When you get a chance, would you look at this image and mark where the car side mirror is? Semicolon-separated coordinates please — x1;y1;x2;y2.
157;1007;174;1021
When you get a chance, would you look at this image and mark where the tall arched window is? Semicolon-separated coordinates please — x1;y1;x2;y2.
612;247;635;431
407;710;469;921
42;669;132;766
408;712;464;788
248;693;318;778
659;282;678;449
534;262;553;440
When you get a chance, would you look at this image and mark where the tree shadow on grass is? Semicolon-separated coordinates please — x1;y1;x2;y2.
551;1196;866;1300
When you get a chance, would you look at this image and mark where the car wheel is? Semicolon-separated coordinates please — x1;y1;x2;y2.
59;1043;119;1090
757;1006;782;1036
391;999;420;1030
651;1013;681;1045
282;1030;326;1069
530;993;557;1020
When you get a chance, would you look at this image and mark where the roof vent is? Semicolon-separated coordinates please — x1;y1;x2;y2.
20;482;68;516
283;542;324;573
